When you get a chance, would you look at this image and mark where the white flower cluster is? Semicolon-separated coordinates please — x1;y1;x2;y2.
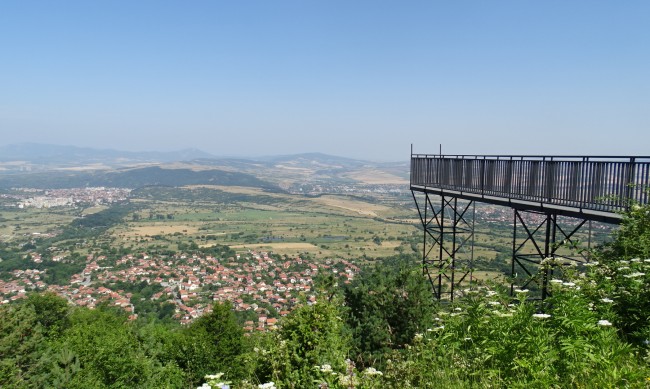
317;364;333;373
532;313;551;319
258;382;276;389
363;367;383;376
623;272;646;278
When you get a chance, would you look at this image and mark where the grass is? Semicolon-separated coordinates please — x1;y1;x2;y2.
0;207;79;242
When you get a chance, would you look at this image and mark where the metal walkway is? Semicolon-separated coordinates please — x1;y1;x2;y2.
410;153;650;300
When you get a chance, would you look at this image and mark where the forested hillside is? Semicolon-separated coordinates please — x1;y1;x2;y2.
0;166;277;190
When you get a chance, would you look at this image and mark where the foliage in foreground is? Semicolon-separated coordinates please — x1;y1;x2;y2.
3;205;650;388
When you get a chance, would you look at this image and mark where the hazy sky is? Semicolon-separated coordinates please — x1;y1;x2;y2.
1;1;648;161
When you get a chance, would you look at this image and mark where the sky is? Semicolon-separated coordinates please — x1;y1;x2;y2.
1;1;649;161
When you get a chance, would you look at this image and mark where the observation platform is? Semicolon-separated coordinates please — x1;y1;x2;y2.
411;154;650;224
410;153;650;300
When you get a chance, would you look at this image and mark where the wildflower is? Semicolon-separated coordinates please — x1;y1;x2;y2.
454;307;462;311
601;298;614;303
562;282;576;287
338;375;359;387
550;279;563;284
464;337;472;341
486;290;498;297
514;289;529;293
434;325;445;331
631;258;641;262
618;266;630;271
319;364;333;373
644;259;650;263
488;301;501;306
364;367;383;376
258;383;276;389
198;385;211;389
532;313;551;319
205;374;225;380
597;320;612;326
540;257;554;265
414;333;423;342
624;272;645;278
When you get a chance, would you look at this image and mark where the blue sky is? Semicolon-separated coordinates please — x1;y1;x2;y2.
1;1;648;161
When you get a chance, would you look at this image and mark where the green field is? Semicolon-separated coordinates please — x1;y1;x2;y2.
111;185;420;259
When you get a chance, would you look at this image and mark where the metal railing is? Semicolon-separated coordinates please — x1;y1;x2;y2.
411;154;650;214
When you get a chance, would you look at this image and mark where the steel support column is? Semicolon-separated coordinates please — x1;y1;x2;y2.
510;209;589;299
412;191;475;301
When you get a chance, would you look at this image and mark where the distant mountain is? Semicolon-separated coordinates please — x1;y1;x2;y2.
0;143;215;165
0;143;409;188
257;152;370;168
0;166;277;190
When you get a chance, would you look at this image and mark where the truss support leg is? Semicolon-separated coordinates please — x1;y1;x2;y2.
511;209;588;300
412;191;475;301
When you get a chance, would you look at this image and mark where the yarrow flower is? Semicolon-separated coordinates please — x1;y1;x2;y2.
514;289;529;293
258;383;276;389
363;367;383;376
532;313;551;319
318;364;333;373
597;320;612;326
550;279;563;284
601;298;614;303
624;272;646;278
562;282;576;287
488;301;501;306
540;257;555;265
414;333;424;342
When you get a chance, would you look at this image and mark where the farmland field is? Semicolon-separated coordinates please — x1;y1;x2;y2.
110;185;421;259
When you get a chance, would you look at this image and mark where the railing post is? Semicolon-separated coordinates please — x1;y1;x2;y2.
626;157;636;209
480;156;486;196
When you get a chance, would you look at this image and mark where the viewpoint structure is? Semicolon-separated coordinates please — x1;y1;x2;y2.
410;149;650;300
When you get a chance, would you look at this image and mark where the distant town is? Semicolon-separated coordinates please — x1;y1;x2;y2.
3;187;132;209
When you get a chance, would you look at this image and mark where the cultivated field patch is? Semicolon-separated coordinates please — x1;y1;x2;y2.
128;225;200;236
